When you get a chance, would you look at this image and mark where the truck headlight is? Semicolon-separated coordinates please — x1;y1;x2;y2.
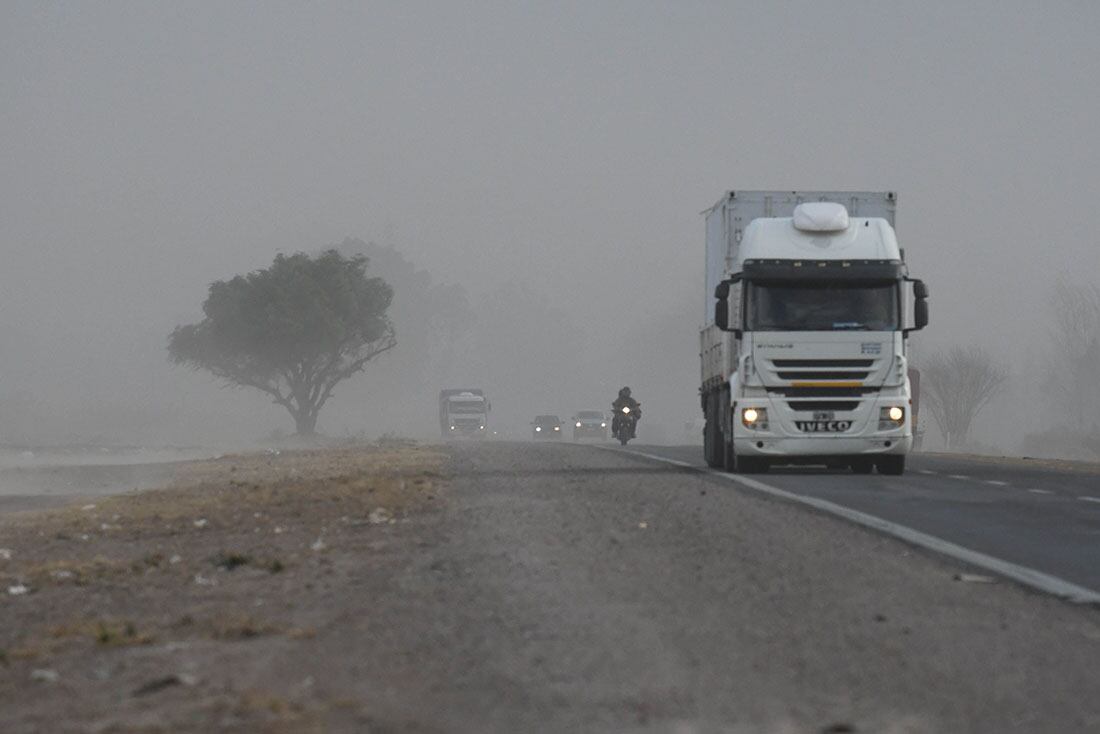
879;406;905;429
535;426;542;432
449;425;456;431
742;407;768;430
576;422;582;428
600;422;606;428
553;426;560;431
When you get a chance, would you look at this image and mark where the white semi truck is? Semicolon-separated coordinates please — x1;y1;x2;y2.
700;191;928;475
439;389;490;438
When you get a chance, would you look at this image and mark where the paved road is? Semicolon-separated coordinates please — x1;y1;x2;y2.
322;442;1100;732
626;445;1100;597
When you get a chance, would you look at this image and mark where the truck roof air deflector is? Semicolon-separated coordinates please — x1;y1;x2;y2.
793;202;850;232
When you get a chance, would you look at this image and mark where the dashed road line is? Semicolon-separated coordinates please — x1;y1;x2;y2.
985;480;1009;487
1028;489;1053;495
610;448;1100;605
918;469;937;475
1079;496;1100;504
948;474;971;480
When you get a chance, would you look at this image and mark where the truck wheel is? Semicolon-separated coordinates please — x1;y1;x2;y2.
703;392;722;468
850;458;874;474
876;455;906;475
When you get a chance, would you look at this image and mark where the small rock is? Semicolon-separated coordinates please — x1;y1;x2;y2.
638;521;648;530
0;548;12;561
132;673;197;696
8;584;29;595
954;573;996;584
368;508;392;525
193;519;208;529
30;669;59;684
51;570;73;580
169;554;182;565
81;504;96;511
193;574;216;586
274;525;286;534
310;537;326;552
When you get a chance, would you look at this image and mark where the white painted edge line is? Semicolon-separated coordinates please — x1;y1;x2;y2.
1028;489;1053;495
917;470;937;475
985;480;1009;487
948;474;970;480
619;449;1100;605
1080;496;1100;504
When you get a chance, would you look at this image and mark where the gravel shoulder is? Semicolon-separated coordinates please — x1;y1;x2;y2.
2;441;1099;733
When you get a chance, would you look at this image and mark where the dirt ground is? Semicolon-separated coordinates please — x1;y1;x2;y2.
0;441;445;733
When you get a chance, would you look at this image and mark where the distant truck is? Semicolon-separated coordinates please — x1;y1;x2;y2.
700;191;928;475
439;389;490;438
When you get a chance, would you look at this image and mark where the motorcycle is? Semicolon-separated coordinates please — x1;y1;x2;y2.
612;404;639;446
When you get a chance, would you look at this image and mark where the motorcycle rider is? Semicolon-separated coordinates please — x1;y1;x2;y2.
611;386;641;439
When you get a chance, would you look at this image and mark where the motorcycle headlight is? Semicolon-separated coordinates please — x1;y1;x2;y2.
622;406;631;414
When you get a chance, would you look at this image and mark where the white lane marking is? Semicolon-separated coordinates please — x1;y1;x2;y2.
1028;489;1053;495
618;449;1100;605
1079;496;1100;504
948;474;971;480
985;480;1009;487
918;470;937;475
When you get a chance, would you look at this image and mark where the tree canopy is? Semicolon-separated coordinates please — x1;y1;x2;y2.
169;250;395;435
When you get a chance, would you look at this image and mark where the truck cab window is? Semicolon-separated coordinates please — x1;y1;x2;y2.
746;281;899;332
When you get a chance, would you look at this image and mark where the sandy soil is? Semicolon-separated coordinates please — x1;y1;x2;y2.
0;441;444;733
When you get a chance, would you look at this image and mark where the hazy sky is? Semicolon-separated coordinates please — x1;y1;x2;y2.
3;1;1099;445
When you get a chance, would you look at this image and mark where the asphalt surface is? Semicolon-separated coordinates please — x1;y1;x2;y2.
337;441;1099;733
627;445;1100;596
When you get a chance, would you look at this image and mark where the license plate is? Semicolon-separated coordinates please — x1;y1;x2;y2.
795;420;852;433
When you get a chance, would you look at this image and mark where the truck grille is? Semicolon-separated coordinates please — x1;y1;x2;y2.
787;400;860;412
771;359;874;368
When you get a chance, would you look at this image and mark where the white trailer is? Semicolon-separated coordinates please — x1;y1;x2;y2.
700;191;928;475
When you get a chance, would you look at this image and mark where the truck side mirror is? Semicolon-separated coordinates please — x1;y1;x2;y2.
714;278;739;334
906;279;929;332
714;299;729;330
914;299;929;330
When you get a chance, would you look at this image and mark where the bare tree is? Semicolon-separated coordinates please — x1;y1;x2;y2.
1043;276;1100;431
922;346;1008;449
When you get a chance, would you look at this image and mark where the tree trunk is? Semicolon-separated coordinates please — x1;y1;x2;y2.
293;412;317;435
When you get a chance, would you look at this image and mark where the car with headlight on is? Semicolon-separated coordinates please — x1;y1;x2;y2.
572;410;608;440
532;415;563;439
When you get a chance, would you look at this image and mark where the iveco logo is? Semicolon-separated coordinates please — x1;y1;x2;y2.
795;420;852;433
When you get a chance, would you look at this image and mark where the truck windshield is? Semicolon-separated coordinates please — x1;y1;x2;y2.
449;403;486;414
746;281;899;331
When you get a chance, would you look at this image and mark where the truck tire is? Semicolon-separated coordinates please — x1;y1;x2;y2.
876;455;906;475
703;391;722;468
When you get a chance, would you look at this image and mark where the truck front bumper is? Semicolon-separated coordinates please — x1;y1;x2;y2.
735;434;911;458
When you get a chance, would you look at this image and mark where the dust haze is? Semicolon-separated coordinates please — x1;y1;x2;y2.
3;2;1100;454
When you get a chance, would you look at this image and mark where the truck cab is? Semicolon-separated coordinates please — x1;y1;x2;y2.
439;389;490;438
701;192;928;475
